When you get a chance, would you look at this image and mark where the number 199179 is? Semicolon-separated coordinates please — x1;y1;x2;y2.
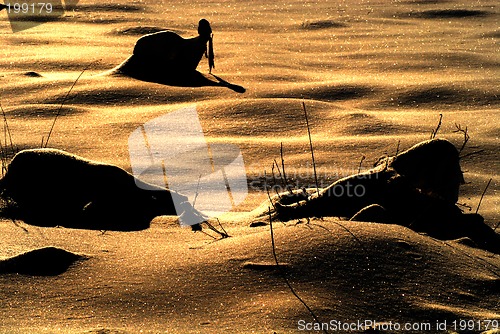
5;2;53;14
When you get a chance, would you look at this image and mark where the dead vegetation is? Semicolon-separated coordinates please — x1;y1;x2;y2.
257;107;500;254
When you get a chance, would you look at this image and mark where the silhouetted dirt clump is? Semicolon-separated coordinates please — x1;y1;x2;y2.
0;247;87;276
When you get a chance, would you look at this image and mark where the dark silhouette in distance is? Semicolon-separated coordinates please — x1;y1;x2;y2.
114;19;245;93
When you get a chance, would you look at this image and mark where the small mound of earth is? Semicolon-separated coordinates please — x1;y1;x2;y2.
403;0;451;4
22;71;43;77
0;247;87;276
11;104;88;118
407;9;491;19
242;262;286;271
86;329;131;334
301;19;347;30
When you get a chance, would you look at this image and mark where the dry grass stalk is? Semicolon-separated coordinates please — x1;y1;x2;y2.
0;101;17;176
216;218;228;236
430;113;443;139
280;142;294;195
44;62;98;148
459;149;485;160
453;123;470;155
192;173;202;208
456;202;472;211
476;178;492;214
395;140;401;156
358;155;365;174
271;160;284;199
200;219;230;239
268;207;326;334
302;102;319;194
264;170;277;211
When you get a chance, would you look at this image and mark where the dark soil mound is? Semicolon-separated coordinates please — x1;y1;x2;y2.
0;247;87;276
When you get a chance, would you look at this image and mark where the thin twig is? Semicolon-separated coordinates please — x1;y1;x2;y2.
313;221;369;255
0;100;16;176
476;178;492;214
453;123;470;155
280;143;294;195
459;150;484;160
271;163;282;200
442;240;500;278
395;140;401;156
202;220;230;239
2;121;5;155
456;202;472;211
44;62;96;148
0;100;15;153
200;229;217;240
0;140;7;176
216;218;228;236
10;219;29;233
273;159;288;197
193;174;202;208
357;155;365;174
430;113;443;139
264;170;277;211
268;208;327;334
302;102;319;194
